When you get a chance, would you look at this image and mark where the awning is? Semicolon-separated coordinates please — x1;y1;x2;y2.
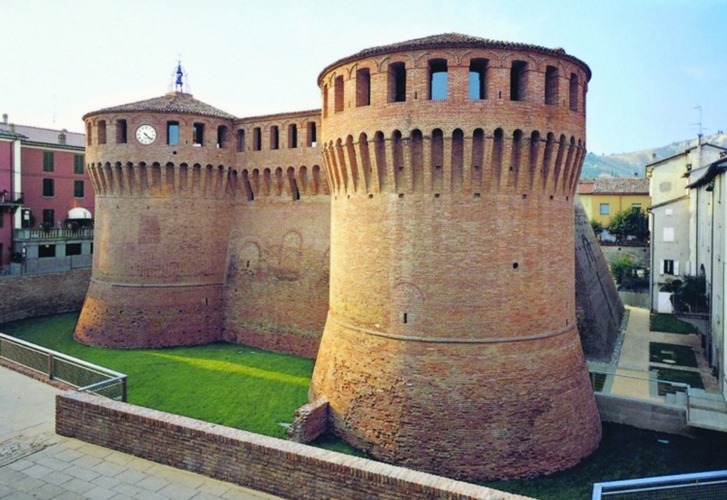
68;207;92;219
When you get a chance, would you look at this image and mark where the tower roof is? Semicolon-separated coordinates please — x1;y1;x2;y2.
83;92;236;120
318;32;591;84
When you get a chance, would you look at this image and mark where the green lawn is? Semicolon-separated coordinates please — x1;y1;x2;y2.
650;314;697;335
650;342;698;367
1;313;313;438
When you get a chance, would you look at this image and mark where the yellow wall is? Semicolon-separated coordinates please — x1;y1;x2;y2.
578;193;650;226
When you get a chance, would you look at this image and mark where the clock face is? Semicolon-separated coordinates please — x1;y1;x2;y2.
135;124;157;145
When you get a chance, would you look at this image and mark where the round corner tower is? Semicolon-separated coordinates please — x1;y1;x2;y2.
75;92;237;347
309;33;601;480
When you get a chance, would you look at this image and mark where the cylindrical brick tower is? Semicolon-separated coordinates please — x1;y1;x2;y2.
309;34;601;480
76;92;237;347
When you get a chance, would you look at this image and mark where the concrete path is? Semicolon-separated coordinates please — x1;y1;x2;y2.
0;365;281;500
602;306;720;401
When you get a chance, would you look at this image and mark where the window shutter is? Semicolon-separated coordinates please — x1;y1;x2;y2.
660;260;664;275
674;261;679;275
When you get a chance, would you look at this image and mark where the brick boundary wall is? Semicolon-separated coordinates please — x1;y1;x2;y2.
0;269;90;324
56;391;531;500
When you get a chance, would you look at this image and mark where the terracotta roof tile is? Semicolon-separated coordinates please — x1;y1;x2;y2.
585;177;649;194
319;33;590;84
84;92;236;120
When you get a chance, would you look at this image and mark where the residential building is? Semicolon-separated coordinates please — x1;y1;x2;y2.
647;142;726;313
0;115;94;272
647;139;727;397
577;177;650;228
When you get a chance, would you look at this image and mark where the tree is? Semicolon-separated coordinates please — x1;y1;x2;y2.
672;275;708;313
608;208;648;242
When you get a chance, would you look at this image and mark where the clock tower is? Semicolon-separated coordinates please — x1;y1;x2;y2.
76;91;238;347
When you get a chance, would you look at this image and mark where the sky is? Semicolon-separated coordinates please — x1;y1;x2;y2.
2;0;726;155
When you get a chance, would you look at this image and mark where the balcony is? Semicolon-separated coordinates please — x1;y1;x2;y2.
0;191;23;210
14;227;94;242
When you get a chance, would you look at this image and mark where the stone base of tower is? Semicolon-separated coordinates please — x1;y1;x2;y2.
75;279;224;348
309;316;602;481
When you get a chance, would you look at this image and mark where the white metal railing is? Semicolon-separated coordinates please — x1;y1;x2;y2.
0;333;126;401
593;470;727;499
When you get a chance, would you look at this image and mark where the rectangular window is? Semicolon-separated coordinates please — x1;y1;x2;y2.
569;73;579;111
42;178;54;197
388;62;406;102
429;59;448;100
334;75;344;112
116;119;127;143
631;203;642;211
97;120;107;144
74;154;84;174
167;121;180;145
43;151;54;172
253;127;261;151
288;124;298;149
663;259;675;275
469;59;488;100
236;129;245;152
599;203;610;215
217;125;228;148
545;65;559;105
42;209;54;225
66;243;82;256
307;122;317;147
270;125;279;150
510;61;527;101
74;180;84;198
39;244;56;258
356;68;371;107
663;227;675;242
192;122;204;146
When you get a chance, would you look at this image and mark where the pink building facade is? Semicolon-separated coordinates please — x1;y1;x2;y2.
0;116;93;271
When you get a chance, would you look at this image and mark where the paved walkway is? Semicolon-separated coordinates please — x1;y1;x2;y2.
0;366;281;500
595;305;720;401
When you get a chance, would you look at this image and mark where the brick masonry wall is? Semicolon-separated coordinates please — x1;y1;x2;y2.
56;391;531;500
574;202;625;360
0;269;90;324
287;398;329;443
311;41;600;481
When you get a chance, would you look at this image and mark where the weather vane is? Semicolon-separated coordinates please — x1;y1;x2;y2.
174;60;185;92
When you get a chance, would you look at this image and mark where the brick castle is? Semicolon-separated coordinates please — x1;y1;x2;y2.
76;33;602;480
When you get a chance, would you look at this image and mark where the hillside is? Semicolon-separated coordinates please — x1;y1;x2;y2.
581;133;727;179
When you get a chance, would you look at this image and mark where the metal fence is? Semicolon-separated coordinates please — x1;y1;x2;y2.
593;470;727;499
0;333;127;401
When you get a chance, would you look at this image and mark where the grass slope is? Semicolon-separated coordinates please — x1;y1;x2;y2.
1;313;313;438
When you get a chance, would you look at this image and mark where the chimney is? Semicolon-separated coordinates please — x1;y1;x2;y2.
2;113;7;124
58;129;67;145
